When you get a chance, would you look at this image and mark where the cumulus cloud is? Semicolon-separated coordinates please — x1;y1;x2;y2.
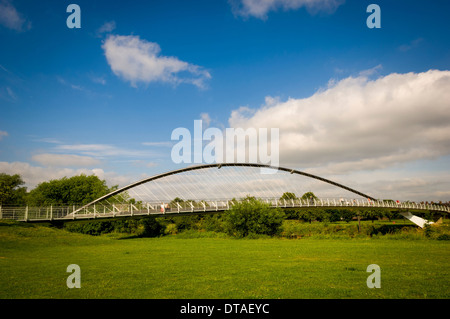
31;154;101;168
0;130;8;140
0;0;31;31
102;35;211;88
200;113;212;128
228;69;450;174
230;0;345;19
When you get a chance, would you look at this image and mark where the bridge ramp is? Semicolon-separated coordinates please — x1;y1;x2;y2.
399;212;433;228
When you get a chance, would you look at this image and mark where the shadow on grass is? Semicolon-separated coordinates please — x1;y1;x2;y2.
369;224;416;236
0;220;35;228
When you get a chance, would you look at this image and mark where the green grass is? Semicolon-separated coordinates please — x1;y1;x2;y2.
0;220;449;299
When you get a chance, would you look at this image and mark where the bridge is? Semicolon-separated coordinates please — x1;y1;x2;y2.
1;163;448;227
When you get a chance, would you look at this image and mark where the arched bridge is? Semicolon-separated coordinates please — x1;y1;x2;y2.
1;163;448;227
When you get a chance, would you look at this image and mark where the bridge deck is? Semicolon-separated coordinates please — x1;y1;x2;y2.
1;198;448;223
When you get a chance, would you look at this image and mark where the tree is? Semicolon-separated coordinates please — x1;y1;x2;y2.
301;192;318;202
27;174;113;206
170;197;184;206
340;209;355;223
360;209;382;223
224;197;285;237
280;192;297;201
0;173;27;206
323;209;342;222
298;208;320;224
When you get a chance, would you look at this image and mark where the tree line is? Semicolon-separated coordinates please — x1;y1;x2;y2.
0;173;116;207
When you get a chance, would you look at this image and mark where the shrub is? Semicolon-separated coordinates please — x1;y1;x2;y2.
140;217;163;237
437;234;450;241
223;197;285;238
165;223;178;235
424;223;436;238
340;209;356;223
64;220;114;236
64;217;162;237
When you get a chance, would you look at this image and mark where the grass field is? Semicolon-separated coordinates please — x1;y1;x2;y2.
0;220;449;299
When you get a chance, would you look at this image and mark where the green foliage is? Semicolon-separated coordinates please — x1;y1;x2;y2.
164;223;178;235
0;173;27;206
64;217;162;237
340;209;356;223
280;192;297;200
27;174;114;206
297;209;317;223
223;197;285;237
170;197;184;206
139;217;163;237
437;234;450;241
280;219;428;239
323;209;342;222
284;209;300;219
359;209;383;222
64;220;114;236
301;192;318;201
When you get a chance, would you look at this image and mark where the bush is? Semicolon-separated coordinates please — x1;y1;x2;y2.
64;217;162;237
340;209;356;223
437;234;450;241
223;197;285;238
64;220;114;235
164;223;178;235
140;217;163;237
424;223;436;238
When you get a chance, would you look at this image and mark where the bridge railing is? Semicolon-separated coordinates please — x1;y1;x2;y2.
0;199;448;222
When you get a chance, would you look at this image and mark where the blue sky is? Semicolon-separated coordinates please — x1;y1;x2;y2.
1;0;449;201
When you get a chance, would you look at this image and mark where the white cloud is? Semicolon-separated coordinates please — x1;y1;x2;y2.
91;76;106;85
0;0;31;31
130;160;159;168
97;21;116;36
200;113;212;128
142;142;173;147
56;76;88;92
31;154;101;168
230;0;345;19
33;137;63;144
54;143;160;159
102;34;211;88
344;169;450;202
6;87;17;101
398;38;424;52
228;69;450;174
0;130;8;140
